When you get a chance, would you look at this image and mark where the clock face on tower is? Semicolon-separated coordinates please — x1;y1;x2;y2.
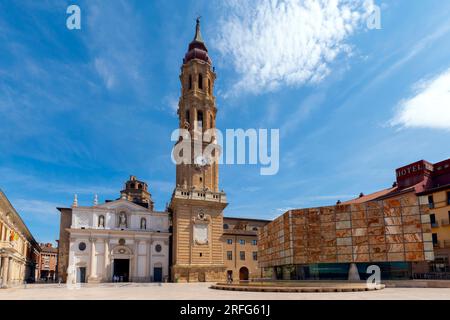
194;155;211;172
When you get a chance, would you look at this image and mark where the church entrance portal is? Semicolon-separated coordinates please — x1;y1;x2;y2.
76;267;86;283
153;267;162;282
113;259;129;282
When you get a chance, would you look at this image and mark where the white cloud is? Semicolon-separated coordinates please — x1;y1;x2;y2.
13;199;61;217
390;68;450;131
86;1;147;93
94;58;116;89
214;0;374;94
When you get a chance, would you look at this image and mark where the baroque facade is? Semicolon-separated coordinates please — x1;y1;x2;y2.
59;177;170;284
0;190;40;287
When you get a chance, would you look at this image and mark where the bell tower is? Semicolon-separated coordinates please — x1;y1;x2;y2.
169;18;227;282
176;17;219;192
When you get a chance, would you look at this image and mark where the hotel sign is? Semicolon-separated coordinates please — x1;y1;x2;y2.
396;161;433;179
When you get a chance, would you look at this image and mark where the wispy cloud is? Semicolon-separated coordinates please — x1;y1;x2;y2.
390;68;450;131
13;199;62;218
214;0;374;94
85;1;150;97
281;92;326;137
0;168;117;196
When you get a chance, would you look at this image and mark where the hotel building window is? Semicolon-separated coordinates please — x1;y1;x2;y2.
428;195;435;209
432;233;438;246
253;251;258;261
239;239;245;245
430;214;437;227
240;251;245;260
252;239;257;246
227;239;232;245
227;251;232;260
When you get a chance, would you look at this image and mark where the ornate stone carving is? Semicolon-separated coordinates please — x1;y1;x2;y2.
193;224;208;245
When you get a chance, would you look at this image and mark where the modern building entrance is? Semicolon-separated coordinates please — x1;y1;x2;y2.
113;259;130;282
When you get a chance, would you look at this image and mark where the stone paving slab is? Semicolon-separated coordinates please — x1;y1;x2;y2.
1;283;450;300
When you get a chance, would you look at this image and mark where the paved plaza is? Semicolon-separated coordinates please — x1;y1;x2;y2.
0;283;449;300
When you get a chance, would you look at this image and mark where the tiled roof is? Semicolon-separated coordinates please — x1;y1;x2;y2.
341;187;397;204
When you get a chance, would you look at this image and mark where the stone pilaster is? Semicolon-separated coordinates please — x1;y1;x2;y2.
88;238;98;282
104;238;109;282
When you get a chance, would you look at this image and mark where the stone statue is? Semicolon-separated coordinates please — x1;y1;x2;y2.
98;215;105;228
119;212;127;228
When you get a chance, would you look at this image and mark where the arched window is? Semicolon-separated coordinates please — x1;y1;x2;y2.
98;215;105;228
197;110;203;129
188;75;192;90
208;78;211;95
138;184;142;190
198;73;203;89
130;183;135;189
185;110;190;123
210;114;213;129
223;224;229;229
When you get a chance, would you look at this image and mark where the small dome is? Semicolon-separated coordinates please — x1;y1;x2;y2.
184;18;212;65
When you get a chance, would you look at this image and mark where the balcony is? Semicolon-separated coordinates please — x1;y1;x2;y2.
431;221;439;228
173;187;227;204
0;241;14;253
434;240;450;249
445;241;450;248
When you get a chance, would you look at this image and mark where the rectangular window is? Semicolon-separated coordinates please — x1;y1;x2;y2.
252;239;257;246
239;239;245;245
447;192;450;205
227;251;232;260
240;251;245;261
227;239;233;245
253;251;258;261
430;214;437;227
432;233;438;246
428;195;434;209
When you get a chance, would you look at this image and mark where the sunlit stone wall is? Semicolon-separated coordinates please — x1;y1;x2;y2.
259;193;434;268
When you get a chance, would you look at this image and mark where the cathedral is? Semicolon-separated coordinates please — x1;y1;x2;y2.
59;176;171;284
58;19;269;284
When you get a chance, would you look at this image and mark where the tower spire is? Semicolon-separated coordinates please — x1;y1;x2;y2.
194;16;203;43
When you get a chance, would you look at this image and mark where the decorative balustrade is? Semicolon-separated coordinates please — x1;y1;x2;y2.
173;187;227;203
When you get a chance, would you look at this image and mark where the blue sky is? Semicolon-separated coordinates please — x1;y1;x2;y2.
1;0;450;244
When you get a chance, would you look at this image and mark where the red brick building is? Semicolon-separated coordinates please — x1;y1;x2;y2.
38;243;58;282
